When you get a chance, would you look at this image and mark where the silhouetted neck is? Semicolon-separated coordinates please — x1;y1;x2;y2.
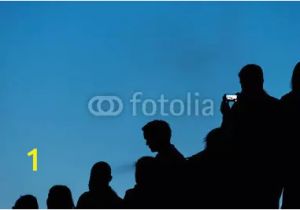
89;185;111;193
156;143;175;154
156;144;184;162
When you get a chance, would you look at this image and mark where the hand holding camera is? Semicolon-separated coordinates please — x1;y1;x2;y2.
220;93;239;115
225;94;238;102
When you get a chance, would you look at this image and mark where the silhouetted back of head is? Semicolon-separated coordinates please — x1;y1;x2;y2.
205;127;228;154
135;156;157;186
13;195;39;209
89;161;112;191
239;64;264;93
291;62;300;92
47;185;74;209
142;120;172;152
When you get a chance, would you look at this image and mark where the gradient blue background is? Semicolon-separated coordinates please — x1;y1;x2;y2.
0;2;299;208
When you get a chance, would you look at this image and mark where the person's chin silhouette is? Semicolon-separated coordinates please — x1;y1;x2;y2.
145;139;159;152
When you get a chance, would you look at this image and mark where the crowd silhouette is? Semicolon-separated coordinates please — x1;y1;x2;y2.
12;62;300;209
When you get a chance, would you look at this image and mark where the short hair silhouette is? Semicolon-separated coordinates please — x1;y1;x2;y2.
239;64;264;92
135;156;157;186
142;120;172;152
205;127;225;151
291;62;300;91
89;161;112;191
13;195;39;209
47;185;74;209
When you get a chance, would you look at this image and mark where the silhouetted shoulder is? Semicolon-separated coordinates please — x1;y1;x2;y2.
76;191;90;209
266;94;280;110
281;92;292;101
268;95;280;103
109;188;123;204
155;144;185;163
124;188;135;200
257;92;279;106
280;91;300;103
123;188;136;208
77;188;122;209
187;151;205;163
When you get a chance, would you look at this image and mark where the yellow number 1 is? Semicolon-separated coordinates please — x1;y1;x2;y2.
27;148;38;172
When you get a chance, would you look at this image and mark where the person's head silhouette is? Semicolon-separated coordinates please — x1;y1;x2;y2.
205;128;224;151
204;127;232;156
239;64;264;94
291;62;300;92
89;161;112;191
13;195;39;209
135;156;157;186
142;120;172;152
47;185;74;209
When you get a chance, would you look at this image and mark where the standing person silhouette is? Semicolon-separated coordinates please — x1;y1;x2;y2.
281;62;300;209
220;64;282;208
76;161;122;209
142;120;186;208
187;127;235;208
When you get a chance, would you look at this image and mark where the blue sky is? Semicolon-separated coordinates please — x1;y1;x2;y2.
0;2;300;208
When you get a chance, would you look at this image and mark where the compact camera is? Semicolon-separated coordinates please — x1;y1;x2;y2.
225;94;238;102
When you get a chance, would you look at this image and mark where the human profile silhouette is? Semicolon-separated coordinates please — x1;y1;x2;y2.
142;120;186;207
281;62;300;209
142;120;184;162
76;161;122;209
12;194;39;209
47;185;75;209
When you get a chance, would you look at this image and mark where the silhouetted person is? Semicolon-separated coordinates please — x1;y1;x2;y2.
76;161;122;209
13;194;39;209
281;62;300;209
142;120;185;163
142;120;186;207
187;127;235;208
220;64;282;208
124;156;161;208
47;185;75;209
